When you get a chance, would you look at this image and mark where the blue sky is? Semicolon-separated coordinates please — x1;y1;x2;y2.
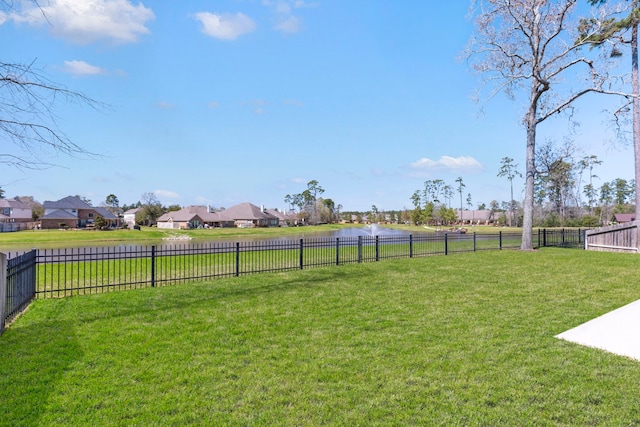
0;1;635;212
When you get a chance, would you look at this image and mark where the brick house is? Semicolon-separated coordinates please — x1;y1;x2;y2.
156;203;280;229
41;196;118;229
265;208;299;226
458;209;495;225
217;203;280;228
156;205;234;229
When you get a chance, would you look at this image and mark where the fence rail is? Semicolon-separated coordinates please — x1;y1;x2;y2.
4;250;37;327
25;229;582;298
3;229;585;327
537;227;585;248
585;222;640;253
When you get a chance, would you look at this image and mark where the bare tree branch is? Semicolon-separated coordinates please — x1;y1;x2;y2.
466;0;623;249
0;3;106;171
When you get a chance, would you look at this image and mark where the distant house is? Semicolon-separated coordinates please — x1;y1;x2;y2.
122;207;143;229
41;196;118;229
458;209;495;225
0;199;32;223
265;208;298;226
0;199;33;231
614;213;635;224
156;203;279;229
156;206;234;229
217;203;279;228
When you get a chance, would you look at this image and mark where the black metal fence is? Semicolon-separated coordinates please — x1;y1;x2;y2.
2;229;586;321
4;250;37;325
537;227;585;248
24;229;581;298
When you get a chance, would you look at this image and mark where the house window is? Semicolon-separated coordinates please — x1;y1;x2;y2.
89;213;94;218
2;208;9;216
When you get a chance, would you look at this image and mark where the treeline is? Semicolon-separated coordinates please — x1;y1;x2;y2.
407;142;636;228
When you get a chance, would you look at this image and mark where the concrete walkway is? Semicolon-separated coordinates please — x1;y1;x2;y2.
556;299;640;362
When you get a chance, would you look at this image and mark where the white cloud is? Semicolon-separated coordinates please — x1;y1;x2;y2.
63;60;107;76
410;156;484;172
241;99;268;114
194;12;256;40
275;15;300;33
9;0;154;45
263;0;305;34
293;1;319;8
270;1;292;14
154;189;180;199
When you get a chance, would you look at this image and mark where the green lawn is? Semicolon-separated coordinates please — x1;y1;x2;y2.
0;224;351;249
2;248;639;425
0;223;523;250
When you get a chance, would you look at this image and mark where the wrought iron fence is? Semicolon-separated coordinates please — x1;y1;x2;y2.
4;250;37;325
537;228;585;248
2;229;586;306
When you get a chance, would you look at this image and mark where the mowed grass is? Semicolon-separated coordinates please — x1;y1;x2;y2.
0;223;521;251
2;248;640;426
0;224;356;249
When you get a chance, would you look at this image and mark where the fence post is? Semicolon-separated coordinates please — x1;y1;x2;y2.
445;233;448;255
236;242;241;276
299;239;304;270
409;234;413;258
0;252;6;334
499;231;503;250
335;238;340;266
543;229;547;247
151;246;156;287
473;232;477;252
375;236;380;261
358;236;362;263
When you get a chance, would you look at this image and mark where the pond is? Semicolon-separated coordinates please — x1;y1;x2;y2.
284;224;416;239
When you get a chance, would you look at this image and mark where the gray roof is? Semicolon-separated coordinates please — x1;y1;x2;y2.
217;203;278;221
43;195;93;210
42;209;78;220
158;206;226;223
157;203;280;224
0;199;30;209
94;207;118;220
124;207;143;215
265;208;297;221
458;210;493;221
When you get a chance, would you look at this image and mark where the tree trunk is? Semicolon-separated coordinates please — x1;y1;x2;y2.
633;18;640;221
522;103;537;250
